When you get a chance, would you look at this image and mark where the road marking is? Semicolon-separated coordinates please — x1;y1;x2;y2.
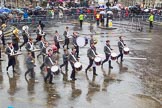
131;38;152;41
124;57;147;60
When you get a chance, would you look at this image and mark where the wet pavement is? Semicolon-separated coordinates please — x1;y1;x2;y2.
0;21;162;108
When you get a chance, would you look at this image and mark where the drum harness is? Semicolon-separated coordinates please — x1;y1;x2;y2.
105;45;112;55
120;41;125;48
70;53;77;63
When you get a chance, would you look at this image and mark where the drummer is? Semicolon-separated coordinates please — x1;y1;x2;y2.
117;36;126;62
19;26;29;51
26;38;35;58
54;30;60;53
37;37;45;59
85;42;98;76
63;26;70;49
60;49;69;72
5;42;16;73
69;47;78;81
44;49;56;84
39;42;48;71
72;32;79;58
101;40;113;69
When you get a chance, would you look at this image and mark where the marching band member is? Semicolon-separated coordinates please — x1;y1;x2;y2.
26;38;35;58
101;40;113;69
85;42;98;76
90;35;97;45
5;42;16;73
60;49;69;72
20;27;29;51
12;29;19;52
117;36;126;62
39;42;48;71
44;49;57;84
25;52;35;79
69;47;78;81
63;26;70;49
1;24;6;46
54;30;60;53
72;32;79;58
35;25;45;45
37;37;46;59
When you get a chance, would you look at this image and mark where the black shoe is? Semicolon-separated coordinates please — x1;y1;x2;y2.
93;73;98;76
72;78;77;81
49;82;54;84
109;66;113;69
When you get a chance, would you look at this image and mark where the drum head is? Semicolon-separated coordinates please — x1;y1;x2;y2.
51;66;59;72
124;47;129;52
74;62;81;68
111;52;117;57
76;37;85;47
94;57;101;62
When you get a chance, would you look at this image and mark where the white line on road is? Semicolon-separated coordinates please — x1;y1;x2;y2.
124;57;147;60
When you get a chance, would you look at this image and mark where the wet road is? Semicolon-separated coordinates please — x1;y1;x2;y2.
0;21;162;108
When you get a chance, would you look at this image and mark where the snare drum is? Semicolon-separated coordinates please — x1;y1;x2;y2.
74;62;82;71
51;65;59;73
111;52;117;60
76;37;88;47
94;57;102;66
123;47;129;55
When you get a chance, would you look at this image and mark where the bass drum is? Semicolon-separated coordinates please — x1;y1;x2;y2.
76;37;88;47
74;62;82;71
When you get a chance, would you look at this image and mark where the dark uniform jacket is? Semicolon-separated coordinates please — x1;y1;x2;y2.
87;47;97;59
26;42;34;51
22;30;28;41
63;31;69;39
63;53;69;62
5;46;15;57
69;53;77;63
104;45;112;55
26;56;35;69
44;55;56;68
72;36;77;47
118;40;125;51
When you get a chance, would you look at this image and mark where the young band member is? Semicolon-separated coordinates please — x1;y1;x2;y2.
85;42;98;76
101;40;113;69
26;38;35;58
12;29;19;52
72;32;79;58
35;25;45;45
117;36;126;62
44;49;56;84
54;30;60;53
25;52;35;79
39;42;48;71
60;49;69;72
5;42;16;72
69;47;78;81
37;37;45;59
20;27;29;51
63;27;70;49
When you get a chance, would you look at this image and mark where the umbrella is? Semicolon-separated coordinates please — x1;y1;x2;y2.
110;6;121;10
0;8;11;13
100;11;105;14
107;11;113;14
144;9;149;12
